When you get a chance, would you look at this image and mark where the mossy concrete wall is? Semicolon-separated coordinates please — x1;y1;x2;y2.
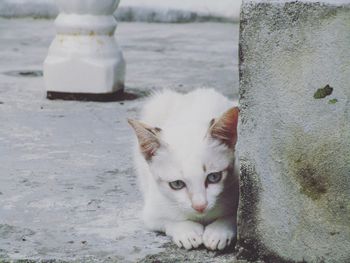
237;1;350;262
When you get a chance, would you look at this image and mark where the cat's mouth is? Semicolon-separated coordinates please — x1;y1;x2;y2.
193;211;206;216
191;209;209;217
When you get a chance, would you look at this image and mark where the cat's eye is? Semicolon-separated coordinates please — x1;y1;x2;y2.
169;180;186;190
206;171;222;184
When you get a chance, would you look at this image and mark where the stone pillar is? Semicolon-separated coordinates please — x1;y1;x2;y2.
237;1;350;262
44;0;125;101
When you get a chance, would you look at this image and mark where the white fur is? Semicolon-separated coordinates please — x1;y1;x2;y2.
133;89;239;250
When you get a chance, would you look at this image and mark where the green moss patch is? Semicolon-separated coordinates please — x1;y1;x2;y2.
328;98;338;104
314;85;333;99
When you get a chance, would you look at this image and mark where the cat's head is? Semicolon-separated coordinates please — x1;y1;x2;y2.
128;107;239;215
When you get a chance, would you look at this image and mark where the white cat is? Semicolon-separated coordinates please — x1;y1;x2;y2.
128;89;239;251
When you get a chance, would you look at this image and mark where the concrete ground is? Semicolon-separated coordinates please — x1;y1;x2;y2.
0;19;239;262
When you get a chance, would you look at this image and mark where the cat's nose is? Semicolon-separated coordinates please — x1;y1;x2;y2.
192;202;208;213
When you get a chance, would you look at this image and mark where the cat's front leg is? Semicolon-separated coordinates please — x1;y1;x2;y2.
165;220;204;250
203;216;236;250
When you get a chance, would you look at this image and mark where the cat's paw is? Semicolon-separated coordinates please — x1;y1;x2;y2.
166;221;204;250
203;218;236;251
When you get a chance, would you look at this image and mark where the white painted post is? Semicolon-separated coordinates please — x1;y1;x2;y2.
44;0;125;100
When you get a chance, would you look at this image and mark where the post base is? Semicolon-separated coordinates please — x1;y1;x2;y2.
46;89;138;102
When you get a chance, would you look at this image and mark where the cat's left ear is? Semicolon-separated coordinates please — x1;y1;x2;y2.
128;119;162;161
208;107;239;148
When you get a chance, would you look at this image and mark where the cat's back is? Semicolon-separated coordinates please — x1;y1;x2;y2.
140;89;234;127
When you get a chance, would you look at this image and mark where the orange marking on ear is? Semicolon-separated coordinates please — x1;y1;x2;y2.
127;119;162;160
209;107;239;148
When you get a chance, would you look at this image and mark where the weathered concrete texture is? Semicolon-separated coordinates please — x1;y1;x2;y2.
0;19;239;262
237;1;350;262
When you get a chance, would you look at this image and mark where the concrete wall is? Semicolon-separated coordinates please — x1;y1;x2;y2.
237;1;350;262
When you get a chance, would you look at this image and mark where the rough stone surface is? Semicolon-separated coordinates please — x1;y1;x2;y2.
237;1;350;262
0;19;239;262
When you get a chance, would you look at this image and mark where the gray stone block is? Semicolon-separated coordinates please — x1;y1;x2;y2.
237;1;350;262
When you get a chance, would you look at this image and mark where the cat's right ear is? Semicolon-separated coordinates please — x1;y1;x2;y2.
128;119;162;161
208;107;239;148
